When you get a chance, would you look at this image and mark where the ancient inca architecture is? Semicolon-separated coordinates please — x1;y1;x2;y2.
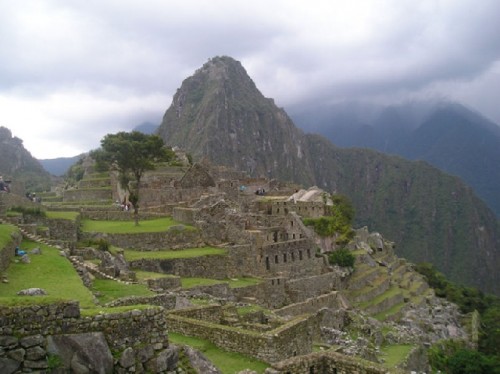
0;155;473;373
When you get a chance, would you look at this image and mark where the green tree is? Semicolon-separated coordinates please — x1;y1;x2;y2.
92;131;173;225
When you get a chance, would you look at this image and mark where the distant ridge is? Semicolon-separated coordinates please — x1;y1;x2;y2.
39;154;83;176
157;56;500;295
290;101;500;217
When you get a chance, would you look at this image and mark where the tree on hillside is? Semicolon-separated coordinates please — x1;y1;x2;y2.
91;131;173;225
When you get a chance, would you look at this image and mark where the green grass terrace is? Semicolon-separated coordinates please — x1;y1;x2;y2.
81;217;195;233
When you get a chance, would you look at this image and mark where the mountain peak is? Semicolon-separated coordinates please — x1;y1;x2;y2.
157;56;313;184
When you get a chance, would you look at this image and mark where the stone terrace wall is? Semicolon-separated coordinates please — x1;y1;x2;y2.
80;210;163;221
266;350;394;374
130;244;258;280
63;188;112;202
0;302;168;351
167;312;313;363
0;302;170;372
80;227;203;250
47;217;79;242
0;227;20;273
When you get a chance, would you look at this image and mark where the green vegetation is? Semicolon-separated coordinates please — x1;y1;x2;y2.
81;217;191;233
123;247;227;261
303;193;354;243
0;223;18;249
91;131;174;225
380;344;414;369
91;278;155;304
168;333;268;373
416;262;500;366
428;339;500;374
0;240;96;309
45;211;79;220
8;206;46;218
328;248;355;268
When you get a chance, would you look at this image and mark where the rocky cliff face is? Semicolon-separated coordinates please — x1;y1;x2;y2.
156;56;500;295
0;127;52;193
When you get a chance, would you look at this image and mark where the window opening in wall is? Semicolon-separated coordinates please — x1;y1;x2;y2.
309;366;315;374
271;279;274;285
275;255;279;264
293;233;296;239
299;250;303;260
266;256;270;270
273;231;278;243
307;248;311;258
291;221;294;227
291;252;295;261
277;278;280;285
283;253;287;263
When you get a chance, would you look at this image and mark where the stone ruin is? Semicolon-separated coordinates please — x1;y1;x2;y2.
0;160;473;373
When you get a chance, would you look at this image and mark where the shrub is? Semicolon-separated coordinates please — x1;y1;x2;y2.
328;248;355;268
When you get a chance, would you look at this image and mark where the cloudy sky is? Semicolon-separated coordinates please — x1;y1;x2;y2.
2;0;500;159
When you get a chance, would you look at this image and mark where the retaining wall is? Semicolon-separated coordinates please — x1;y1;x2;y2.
0;301;170;372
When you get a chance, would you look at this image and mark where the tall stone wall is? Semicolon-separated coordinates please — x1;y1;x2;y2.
0;302;171;372
259;239;326;277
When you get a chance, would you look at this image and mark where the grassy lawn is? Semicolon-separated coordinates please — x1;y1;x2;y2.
123;246;227;261
0;240;96;309
0;223;18;248
380;344;414;369
81;217;192;233
46;211;80;220
169;332;268;374
181;277;262;290
91;278;155;304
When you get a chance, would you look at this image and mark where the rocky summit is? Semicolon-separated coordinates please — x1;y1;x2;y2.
157;56;500;295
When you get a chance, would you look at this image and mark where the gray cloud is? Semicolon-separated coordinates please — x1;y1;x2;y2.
1;0;499;158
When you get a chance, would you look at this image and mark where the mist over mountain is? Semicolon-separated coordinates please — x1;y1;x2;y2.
158;56;500;295
133;121;158;135
290;101;500;217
